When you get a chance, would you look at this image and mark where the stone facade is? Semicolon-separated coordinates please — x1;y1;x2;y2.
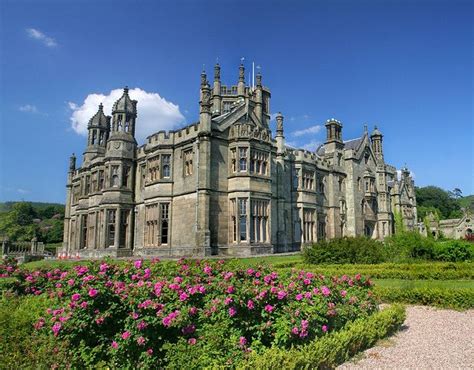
418;212;474;240
61;64;417;258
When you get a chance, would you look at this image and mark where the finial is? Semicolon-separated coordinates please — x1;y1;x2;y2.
256;68;262;87
364;124;368;133
239;62;245;82
240;57;245;65
124;86;129;93
98;103;103;110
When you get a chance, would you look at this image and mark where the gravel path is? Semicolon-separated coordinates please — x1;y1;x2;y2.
338;306;474;369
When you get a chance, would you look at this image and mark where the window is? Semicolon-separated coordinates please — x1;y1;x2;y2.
122;166;130;188
160;203;169;244
365;181;369;192
239;148;247;172
239;199;247;241
183;149;193;176
140;164;146;188
119;210;129;248
117;115;123;130
85;175;91;195
88;212;96;249
148;156;160;182
223;101;232;113
251;200;269;243
162;155;171;178
250;150;269;175
145;203;170;246
317;220;326;241
318;177;325;194
230;149;237;172
107;210;116;247
111;166;119;187
230;199;237;242
99;132;105;145
293;169;300;189
144;204;158;247
338;177;345;192
91;172;98;193
72;184;80;204
91;131;97;145
357;177;361;191
302;209;315;242
81;215;88;249
302;171;314;190
98;170;105;190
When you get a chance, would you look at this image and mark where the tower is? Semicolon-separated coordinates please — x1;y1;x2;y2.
83;103;110;163
324;118;343;154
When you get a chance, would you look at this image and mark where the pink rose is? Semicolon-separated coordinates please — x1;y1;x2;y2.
71;293;81;301
322;325;328;333
88;288;98;297
111;341;118;349
264;304;274;313
134;260;143;269
122;331;131;340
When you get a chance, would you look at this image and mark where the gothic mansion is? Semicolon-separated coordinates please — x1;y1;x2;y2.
61;64;417;258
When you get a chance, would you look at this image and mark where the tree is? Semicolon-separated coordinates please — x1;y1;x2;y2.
415;186;461;220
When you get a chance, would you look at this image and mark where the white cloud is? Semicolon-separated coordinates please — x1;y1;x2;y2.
17;188;30;194
26;28;57;48
68;87;186;144
300;140;321;152
19;104;39;113
291;125;323;137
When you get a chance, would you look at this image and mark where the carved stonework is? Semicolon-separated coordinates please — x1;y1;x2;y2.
229;124;272;143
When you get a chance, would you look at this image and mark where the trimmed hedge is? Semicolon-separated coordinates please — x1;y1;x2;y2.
374;287;474;310
279;262;474;280
303;237;386;264
241;304;406;369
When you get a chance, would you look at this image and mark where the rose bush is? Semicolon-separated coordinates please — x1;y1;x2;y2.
1;258;377;367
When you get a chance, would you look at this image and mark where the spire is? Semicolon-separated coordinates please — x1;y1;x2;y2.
370;125;384;158
212;63;222;116
239;59;245;82
201;69;207;87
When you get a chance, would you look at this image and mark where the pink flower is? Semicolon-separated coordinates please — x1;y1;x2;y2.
226;286;234;294
322;325;328;333
80;301;88;308
71;293;81;301
229;307;237;317
88;288;98;298
264;304;274;313
291;327;299;335
277;290;287;300
340;290;347;297
189;306;198;315
224;296;233;305
137;336;146;346
239;337;247;346
247;299;255;310
134;260;143;269
137;321;148;330
179;292;189;301
111;341;118;349
122;331;131;340
188;338;197;345
52;322;61;336
203;266;212;275
321;286;331;296
147;348;153;356
295;293;303;301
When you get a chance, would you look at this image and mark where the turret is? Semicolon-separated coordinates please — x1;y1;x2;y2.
111;86;137;137
370;126;383;159
324;118;343;154
199;70;211;132
105;86;137;159
212;63;221;116
83;103;110;162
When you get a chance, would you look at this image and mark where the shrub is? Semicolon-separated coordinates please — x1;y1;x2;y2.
303;237;386;265
1;259;378;368
374;286;474;310
384;231;436;262
242;304;406;369
433;240;473;262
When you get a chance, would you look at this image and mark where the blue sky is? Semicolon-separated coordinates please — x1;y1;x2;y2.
0;0;472;203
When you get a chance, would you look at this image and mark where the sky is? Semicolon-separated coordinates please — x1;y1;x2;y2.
0;0;473;203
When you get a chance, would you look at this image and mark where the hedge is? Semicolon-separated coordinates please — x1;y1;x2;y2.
241;304;406;369
374;287;474;310
277;262;474;280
